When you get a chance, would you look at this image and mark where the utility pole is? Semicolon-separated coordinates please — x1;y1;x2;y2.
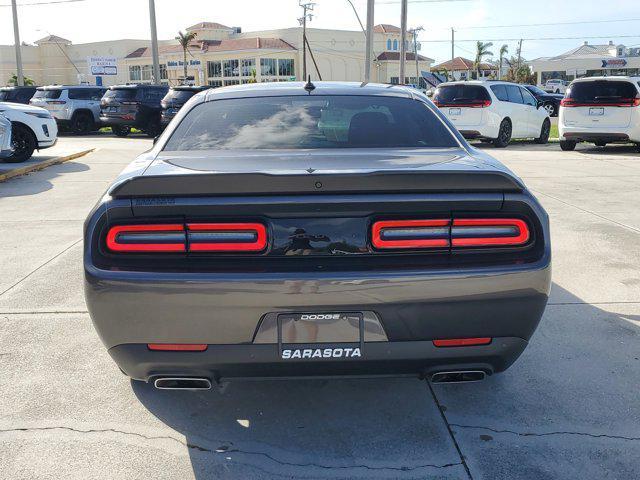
11;0;24;86
298;1;315;80
516;38;523;71
410;26;424;86
451;28;455;62
399;0;408;84
148;0;161;85
364;0;374;82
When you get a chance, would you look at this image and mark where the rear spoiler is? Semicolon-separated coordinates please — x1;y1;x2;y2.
109;171;524;198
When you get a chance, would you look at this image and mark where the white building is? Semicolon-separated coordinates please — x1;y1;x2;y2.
0;22;433;87
530;41;640;85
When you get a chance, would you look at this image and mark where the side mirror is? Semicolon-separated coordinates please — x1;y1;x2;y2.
536;100;545;109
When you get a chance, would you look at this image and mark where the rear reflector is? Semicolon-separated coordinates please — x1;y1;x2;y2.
451;218;529;247
147;343;208;351
372;219;450;249
106;224;186;252
433;338;492;347
187;223;267;252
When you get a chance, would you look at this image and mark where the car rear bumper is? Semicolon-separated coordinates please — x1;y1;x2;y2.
109;337;529;381
99;115;139;127
86;258;551;379
562;131;632;143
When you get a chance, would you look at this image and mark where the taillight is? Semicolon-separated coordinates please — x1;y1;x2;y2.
46;100;66;105
106;224;186;252
433;337;492;347
371;218;530;250
561;97;640;107
372;219;450;249
121;101;140;106
105;222;268;253
451;218;529;247
187;223;267;252
434;99;491;108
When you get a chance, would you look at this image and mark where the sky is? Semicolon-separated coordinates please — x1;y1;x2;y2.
1;0;639;64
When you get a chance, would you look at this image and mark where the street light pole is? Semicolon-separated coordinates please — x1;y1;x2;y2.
399;0;407;84
148;0;161;85
11;0;24;86
364;0;374;83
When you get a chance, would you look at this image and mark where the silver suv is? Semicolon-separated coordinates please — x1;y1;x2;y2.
30;85;106;134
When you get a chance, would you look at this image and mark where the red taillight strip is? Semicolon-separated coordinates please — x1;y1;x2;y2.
433;338;492;347
106;224;186;252
372;219;450;249
451;218;529;247
147;343;208;351
561;98;640;107
187;223;267;252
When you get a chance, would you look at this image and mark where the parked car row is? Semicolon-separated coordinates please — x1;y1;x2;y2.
433;80;551;148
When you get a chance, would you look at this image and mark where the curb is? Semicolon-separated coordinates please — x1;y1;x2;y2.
0;148;96;183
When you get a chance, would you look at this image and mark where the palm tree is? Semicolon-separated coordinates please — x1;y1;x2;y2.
474;41;493;79
175;31;197;83
498;44;508;80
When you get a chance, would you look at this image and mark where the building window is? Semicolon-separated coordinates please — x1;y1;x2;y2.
278;59;295;77
390;76;399;84
241;58;256;77
387;39;392;50
159;64;167;80
129;65;141;81
393;39;398;50
223;60;239;77
207;61;222;78
208;80;223;88
141;65;152;81
224;79;240;86
260;58;277;76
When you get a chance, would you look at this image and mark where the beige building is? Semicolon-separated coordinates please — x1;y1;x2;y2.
0;22;433;87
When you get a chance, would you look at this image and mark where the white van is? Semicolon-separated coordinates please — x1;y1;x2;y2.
558;76;640;151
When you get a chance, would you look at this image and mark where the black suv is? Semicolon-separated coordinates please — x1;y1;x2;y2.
0;86;38;104
522;84;564;117
161;85;210;126
100;84;168;137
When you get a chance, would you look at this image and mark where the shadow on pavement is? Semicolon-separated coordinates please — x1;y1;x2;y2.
473;141;639;155
0;161;89;197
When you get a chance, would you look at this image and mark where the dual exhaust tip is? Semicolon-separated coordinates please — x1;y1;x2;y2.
430;370;486;384
152;371;487;389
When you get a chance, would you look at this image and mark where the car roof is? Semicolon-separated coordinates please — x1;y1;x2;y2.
570;76;640;83
171;85;211;92
438;80;520;87
0;85;38;90
37;85;105;90
202;81;419;102
109;84;168;90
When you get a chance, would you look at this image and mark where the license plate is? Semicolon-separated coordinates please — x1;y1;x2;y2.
278;312;364;360
449;108;461;116
589;107;604;116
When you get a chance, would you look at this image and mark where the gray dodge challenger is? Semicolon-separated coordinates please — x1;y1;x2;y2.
84;81;551;390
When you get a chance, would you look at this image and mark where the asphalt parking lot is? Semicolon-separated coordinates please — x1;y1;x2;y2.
1;137;639;479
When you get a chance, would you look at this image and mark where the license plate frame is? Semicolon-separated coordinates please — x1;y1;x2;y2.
589;107;604;116
449;107;461;116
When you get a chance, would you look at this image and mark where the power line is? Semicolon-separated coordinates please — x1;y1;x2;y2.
421;34;640;43
455;17;640;30
0;0;86;6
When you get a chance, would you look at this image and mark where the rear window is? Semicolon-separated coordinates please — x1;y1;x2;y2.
164;95;458;151
0;90;9;101
104;89;137;100
567;81;638;103
163;89;196;104
433;85;490;105
33;89;62;100
68;88;105;100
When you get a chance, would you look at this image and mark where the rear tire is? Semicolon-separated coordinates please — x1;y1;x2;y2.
534;118;551;144
112;125;130;137
560;140;577;151
5;124;36;163
71;112;94;135
492;119;512;148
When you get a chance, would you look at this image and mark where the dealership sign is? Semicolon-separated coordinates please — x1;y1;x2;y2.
87;56;117;76
601;59;627;68
166;59;202;70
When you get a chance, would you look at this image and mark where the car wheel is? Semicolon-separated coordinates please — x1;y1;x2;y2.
534;118;551;144
492;119;512;148
112;125;130;137
72;112;94;135
5;124;36;163
595;141;607;147
544;103;556;117
145;117;161;138
560;140;577;151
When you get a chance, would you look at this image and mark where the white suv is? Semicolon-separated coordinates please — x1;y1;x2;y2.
0;113;12;159
0;102;58;162
434;81;551;147
30;85;106;134
559;76;640;151
544;79;568;94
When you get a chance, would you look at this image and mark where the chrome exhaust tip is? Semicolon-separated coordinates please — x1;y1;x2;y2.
431;371;486;384
153;377;212;391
